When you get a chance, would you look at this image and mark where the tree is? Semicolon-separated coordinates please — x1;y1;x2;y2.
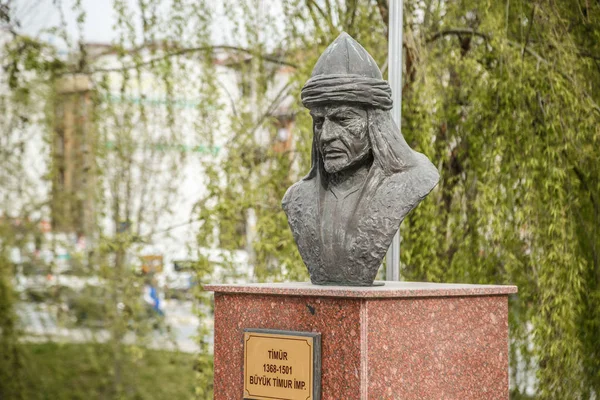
2;0;599;398
0;29;62;399
192;0;600;398
1;0;211;397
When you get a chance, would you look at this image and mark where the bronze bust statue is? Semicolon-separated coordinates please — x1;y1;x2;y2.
283;32;439;286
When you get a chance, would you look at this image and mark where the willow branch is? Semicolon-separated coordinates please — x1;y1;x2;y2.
306;0;336;34
514;44;600;114
427;28;490;43
428;28;600;61
84;45;297;75
578;51;600;61
426;27;600;114
522;3;537;60
346;0;358;29
375;0;389;32
573;165;599;218
224;80;293;149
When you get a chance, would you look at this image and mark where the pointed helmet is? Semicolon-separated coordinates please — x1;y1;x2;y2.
301;32;393;110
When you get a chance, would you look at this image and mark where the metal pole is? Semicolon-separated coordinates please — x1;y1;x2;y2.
386;0;403;281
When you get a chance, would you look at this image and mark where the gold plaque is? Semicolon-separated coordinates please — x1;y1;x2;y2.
243;329;321;400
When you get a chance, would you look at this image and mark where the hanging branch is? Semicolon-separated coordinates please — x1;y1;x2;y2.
426;27;600;114
427;28;490;43
84;45;298;75
306;0;337;34
522;3;537;60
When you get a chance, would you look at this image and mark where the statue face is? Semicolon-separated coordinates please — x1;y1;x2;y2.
310;105;370;174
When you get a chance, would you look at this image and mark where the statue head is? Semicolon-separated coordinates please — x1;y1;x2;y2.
301;32;418;181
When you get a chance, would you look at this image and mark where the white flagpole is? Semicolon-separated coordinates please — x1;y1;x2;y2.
386;0;403;281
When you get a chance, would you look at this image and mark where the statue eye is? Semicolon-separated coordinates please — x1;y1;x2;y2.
314;118;324;128
332;115;353;125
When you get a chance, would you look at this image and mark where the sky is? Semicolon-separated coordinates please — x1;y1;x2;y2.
10;0;284;51
11;0;126;45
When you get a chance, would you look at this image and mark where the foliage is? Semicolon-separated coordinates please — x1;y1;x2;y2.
0;255;24;399
19;342;198;400
0;26;59;400
397;2;600;398
190;0;600;398
1;0;209;397
1;0;599;399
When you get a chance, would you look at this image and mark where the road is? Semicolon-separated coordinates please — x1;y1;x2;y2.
18;299;207;353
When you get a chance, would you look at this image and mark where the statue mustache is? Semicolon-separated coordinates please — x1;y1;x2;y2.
323;143;347;155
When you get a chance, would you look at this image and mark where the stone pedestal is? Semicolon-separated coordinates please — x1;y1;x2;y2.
205;281;517;400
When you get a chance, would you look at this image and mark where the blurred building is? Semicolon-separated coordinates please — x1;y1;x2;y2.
51;74;96;240
48;42;296;280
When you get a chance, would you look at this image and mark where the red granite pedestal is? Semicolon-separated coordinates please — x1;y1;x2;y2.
205;281;517;400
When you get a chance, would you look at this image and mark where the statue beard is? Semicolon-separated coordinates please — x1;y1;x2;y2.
323;145;372;175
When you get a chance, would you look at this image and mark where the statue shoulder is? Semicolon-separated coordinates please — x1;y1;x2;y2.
282;178;319;241
367;152;438;220
386;151;439;200
410;151;440;198
282;179;314;215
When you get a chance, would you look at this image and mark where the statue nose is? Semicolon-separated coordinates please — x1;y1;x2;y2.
320;118;342;143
